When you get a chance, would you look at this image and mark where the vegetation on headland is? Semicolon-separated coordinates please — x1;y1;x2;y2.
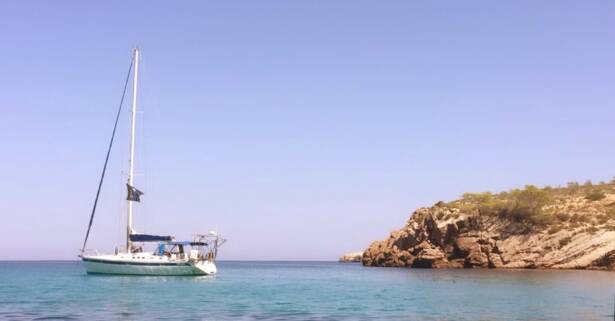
438;178;615;232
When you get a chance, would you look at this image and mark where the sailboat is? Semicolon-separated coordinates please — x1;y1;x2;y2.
80;48;225;276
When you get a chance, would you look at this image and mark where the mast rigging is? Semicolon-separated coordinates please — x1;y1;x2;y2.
80;56;134;253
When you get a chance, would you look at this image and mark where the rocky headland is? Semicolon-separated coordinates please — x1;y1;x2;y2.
362;182;615;270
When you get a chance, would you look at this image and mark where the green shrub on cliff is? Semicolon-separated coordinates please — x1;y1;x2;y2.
461;192;493;204
453;185;553;225
460;192;506;216
505;185;552;223
585;190;606;201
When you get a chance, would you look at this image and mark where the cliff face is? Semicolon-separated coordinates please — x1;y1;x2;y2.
363;193;615;270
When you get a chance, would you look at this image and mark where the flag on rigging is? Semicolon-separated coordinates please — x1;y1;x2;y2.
126;184;144;202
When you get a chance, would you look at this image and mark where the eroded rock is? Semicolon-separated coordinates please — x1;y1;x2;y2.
362;201;615;270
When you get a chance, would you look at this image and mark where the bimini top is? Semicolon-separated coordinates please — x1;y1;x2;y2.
164;241;207;246
129;234;174;242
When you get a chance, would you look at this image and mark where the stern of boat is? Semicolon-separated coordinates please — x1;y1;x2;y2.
193;260;217;275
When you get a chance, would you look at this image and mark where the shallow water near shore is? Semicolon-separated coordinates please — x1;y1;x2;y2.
0;261;613;320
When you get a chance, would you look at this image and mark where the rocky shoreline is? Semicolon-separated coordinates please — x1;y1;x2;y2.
338;252;363;263
362;189;615;270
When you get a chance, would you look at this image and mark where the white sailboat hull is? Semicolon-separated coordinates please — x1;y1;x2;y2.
82;254;217;276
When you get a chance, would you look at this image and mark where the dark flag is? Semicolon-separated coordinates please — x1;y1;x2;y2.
126;184;144;202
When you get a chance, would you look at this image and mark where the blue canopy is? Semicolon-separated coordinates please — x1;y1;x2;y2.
129;234;173;242
164;241;207;246
154;241;207;255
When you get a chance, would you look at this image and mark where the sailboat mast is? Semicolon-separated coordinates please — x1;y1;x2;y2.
127;47;139;253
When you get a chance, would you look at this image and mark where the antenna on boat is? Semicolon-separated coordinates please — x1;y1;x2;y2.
126;47;140;253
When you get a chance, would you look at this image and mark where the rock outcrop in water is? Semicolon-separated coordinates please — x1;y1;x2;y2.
339;252;363;262
363;184;615;270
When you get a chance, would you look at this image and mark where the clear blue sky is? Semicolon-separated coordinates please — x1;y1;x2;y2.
1;1;614;260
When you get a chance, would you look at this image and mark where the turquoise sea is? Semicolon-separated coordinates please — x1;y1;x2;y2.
0;261;613;320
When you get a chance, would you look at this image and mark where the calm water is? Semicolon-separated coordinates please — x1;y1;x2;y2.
0;261;613;321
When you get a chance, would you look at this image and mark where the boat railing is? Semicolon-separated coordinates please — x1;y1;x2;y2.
79;249;100;257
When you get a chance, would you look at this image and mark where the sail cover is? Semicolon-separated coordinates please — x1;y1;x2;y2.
129;234;173;242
